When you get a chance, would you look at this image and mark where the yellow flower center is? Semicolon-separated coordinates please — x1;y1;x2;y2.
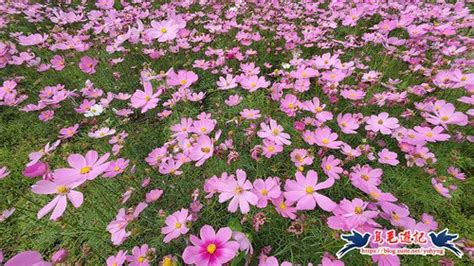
145;95;151;101
305;186;314;194
261;188;268;196
267;145;275;152
301;71;307;78
114;166;121;172
288;103;294;109
235;187;242;194
377;119;384;125
272;128;279;136
392;212;400;221
180;79;187;85
461;76;467;81
160;27;167;33
361;174;369;181
175;222;182;229
322;138;329;145
425;132;433;138
341;122;347;127
279;202;287;210
250;82;257;88
200;127;207;132
315;107;323;112
355;206;363;214
370;191;380;199
80;166;91;174
206;243;217;254
441;116;449;121
201;147;210;153
138;256;145;263
162;258;173;266
56;185;67;194
325;164;332;171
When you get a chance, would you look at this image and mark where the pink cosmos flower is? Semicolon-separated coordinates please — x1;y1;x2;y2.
88;127;116;139
103;158;129;178
290;149;313;168
240;75;270;92
421;213;438;231
50;55;65;71
337;113;360;134
189;135;214;167
161;208;192;243
225;94;242;106
314;127;343;149
240;108;261;120
327;198;379;231
217;74;238;90
365;112;400;135
182;225;239;266
232;231;253;255
31;175;83;221
261;139;283;158
130;82;161;113
78;56;98;74
252;177;281;208
426;102;468;127
377;149;399;166
414;126;450;142
290;66;318;79
284;170;336;211
257;119;291;145
106;250;127;266
145;189;163;203
59;124;79;139
218;169;258;213
0;166;10;179
167;69;198;88
302;97;333;122
321;155;343;179
126;244;151;266
147;20;179;42
23;161;48;178
431;178;451;198
54;150;110;181
5;251;51;266
18;33;48;46
39;110;54;122
272;196;297;220
349;165;382;191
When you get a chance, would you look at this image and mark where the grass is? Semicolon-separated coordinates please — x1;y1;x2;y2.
0;1;473;265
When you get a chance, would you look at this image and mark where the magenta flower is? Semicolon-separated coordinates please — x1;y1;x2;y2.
218;169;258;213
182;225;239;266
161;208;192;243
272;196;297;220
167;69;198;88
328;198;379;231
431;178;451;198
284;170;336;211
103;158;129;178
50;55;65;71
130;82;161;113
54;150;110;181
23;161;48;178
257;118;291;145
414;126;450;142
145;189;163;203
31;175;83;220
261;139;283;158
365;112;400;135
78;56;98;74
0;166;9;179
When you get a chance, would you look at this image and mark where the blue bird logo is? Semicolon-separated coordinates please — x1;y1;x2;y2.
336;230;371;259
429;229;463;258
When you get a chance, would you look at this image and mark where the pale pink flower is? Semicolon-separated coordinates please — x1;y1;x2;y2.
257;119;291;145
218;169;258;213
365;112;400;135
130;82;161;113
378;149;399;166
161;208;192;243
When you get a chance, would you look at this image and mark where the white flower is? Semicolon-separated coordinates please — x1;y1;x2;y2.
281;63;291;69
84;104;104;117
88;127;116;139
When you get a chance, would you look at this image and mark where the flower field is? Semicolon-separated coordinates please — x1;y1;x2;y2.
0;1;473;265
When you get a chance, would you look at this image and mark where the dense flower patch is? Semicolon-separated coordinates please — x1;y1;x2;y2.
0;0;473;265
